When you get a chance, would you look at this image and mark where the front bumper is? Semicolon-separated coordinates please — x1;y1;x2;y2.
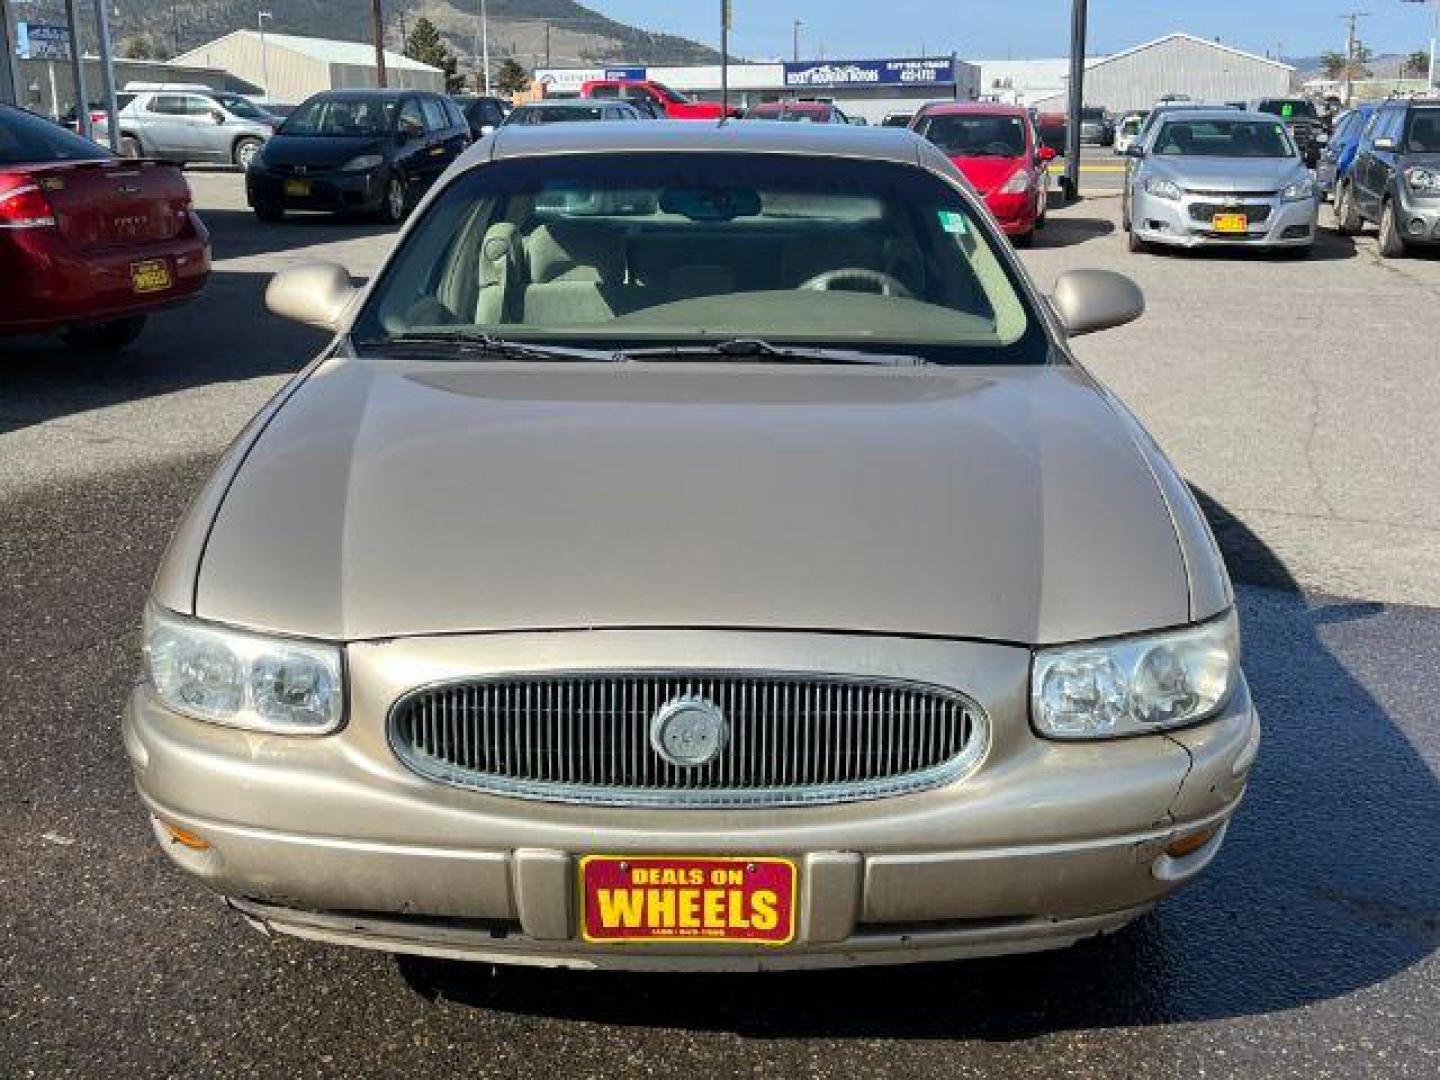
983;190;1043;235
123;629;1259;970
1394;186;1440;245
246;167;387;213
1132;187;1318;248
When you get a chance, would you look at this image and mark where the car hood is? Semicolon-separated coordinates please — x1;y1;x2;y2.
262;134;384;167
948;155;1027;194
1148;156;1306;192
194;357;1191;645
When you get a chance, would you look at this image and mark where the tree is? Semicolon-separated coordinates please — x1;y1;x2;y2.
1404;50;1432;79
404;17;463;93
495;58;530;97
1319;51;1347;80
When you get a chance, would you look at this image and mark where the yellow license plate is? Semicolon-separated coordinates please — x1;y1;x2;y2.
130;259;171;294
579;856;797;945
1212;212;1248;234
284;179;312;197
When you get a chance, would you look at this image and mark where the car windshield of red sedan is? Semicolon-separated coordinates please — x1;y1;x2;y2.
353;153;1044;365
1154;119;1294;158
916;114;1027;158
281;97;397;137
0;107;111;165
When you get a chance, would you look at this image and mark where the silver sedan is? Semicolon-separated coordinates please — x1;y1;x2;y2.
1123;109;1319;254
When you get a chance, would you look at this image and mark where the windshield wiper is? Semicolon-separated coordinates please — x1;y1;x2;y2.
616;338;928;367
360;332;614;363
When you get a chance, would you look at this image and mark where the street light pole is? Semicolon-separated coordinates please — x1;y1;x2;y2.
93;0;120;152
793;19;802;63
371;0;387;88
1063;0;1088;202
257;10;272;99
480;0;492;95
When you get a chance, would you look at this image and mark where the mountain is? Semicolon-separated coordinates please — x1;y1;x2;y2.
34;1;721;71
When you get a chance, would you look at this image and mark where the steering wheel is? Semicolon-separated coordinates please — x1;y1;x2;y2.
799;268;914;299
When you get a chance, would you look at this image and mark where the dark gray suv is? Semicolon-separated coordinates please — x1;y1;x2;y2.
1335;98;1440;258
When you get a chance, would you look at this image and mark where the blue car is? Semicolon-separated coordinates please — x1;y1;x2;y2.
1316;104;1377;200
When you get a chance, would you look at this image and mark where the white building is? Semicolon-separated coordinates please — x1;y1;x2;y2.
174;30;444;105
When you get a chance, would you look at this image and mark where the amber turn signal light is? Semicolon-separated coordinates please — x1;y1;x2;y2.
1166;826;1219;859
158;820;211;851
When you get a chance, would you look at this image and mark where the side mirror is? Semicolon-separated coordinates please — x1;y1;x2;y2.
265;262;360;331
211;111;226;124
479;123;495;136
1124;143;1145;159
1374;136;1397;152
1038;145;1057;162
1051;269;1145;337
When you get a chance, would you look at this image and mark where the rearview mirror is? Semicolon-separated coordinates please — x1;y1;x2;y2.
1051;269;1145;337
265;262;360;331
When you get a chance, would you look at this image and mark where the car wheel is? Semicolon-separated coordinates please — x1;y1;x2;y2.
1013;229;1035;249
233;137;263;169
1127;227;1148;254
1333;183;1362;235
119;136;142;159
380;174;407;224
1377;199;1408;259
61;316;147;352
253;203;285;223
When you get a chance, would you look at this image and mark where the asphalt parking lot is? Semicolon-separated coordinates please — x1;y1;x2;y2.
2;169;1437;1077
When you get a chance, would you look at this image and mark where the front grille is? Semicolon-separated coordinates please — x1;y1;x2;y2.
389;673;986;808
1188;202;1273;224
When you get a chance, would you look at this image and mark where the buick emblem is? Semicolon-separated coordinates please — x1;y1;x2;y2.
651;695;728;768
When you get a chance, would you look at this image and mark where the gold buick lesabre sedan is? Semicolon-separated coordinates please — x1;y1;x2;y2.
125;122;1260;971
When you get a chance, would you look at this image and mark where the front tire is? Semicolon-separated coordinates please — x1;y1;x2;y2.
233;137;263;169
61;316;147;352
1127;227;1149;254
119;136;142;159
1377;199;1408;259
379;173;407;224
1334;183;1362;235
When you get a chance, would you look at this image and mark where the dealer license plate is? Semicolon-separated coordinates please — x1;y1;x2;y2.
579;856;796;945
130;259;171;294
1212;212;1248;234
284;178;312;197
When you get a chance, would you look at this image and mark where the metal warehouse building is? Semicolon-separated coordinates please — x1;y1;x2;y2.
173;30;444;105
1033;33;1295;114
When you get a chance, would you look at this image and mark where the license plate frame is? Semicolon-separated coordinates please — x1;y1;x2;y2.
283;178;312;198
578;855;797;946
1211;212;1249;234
130;258;171;294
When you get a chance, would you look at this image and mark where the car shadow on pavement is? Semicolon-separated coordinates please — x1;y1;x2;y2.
1139;228;1358;263
396;487;1439;1038
1033;216;1115;249
198;208;398;261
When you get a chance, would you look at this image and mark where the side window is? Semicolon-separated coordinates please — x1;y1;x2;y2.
185;96;220;117
398;98;426;136
147;95;186;115
420;97;447;132
589;84;620;99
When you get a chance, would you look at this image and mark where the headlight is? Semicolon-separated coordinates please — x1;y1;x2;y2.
1405;166;1440;194
1143;176;1182;200
1032;611;1239;740
1282;176;1316;202
339;154;384;173
144;605;344;734
998;168;1031;194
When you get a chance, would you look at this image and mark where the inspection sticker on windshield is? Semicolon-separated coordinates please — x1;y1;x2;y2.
938;210;969;235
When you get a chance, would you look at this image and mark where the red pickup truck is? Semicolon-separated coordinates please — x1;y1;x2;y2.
580;80;741;121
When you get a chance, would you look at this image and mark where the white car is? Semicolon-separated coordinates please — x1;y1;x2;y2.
92;88;278;168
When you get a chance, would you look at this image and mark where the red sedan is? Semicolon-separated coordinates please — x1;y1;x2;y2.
0;104;209;350
911;103;1054;246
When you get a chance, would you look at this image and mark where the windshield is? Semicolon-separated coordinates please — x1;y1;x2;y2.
1081;108;1107;122
1406;108;1440;152
213;93;269;120
747;106;827;122
0;106;111;164
281;96;397;136
1256;99;1319;122
650;82;690;105
917;114;1027;158
508;105;607;124
352;153;1043;365
1154;118;1295;158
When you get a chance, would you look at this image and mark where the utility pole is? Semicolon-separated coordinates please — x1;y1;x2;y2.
481;0;492;94
371;0;387;87
1339;12;1367;106
62;0;90;139
257;10;272;98
1402;0;1438;91
1064;0;1088;202
544;21;551;68
793;19;801;63
93;0;120;151
720;0;731;119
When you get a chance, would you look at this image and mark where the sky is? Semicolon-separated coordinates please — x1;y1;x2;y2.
588;1;1438;62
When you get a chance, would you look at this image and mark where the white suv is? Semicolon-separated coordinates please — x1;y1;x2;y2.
93;87;278;168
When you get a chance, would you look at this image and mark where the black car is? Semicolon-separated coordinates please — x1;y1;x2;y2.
501;101;645;125
245;89;470;223
1247;97;1327;167
452;94;510;139
1335;98;1440;258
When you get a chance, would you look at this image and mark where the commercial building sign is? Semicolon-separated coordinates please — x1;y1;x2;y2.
16;23;73;61
783;56;956;89
604;66;647;82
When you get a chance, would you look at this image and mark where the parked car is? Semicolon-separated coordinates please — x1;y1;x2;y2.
912;102;1054;245
1315;103;1378;202
1334;98;1440;257
1124;109;1318;255
244;90;470;223
1122;103;1241;230
1246;97;1328;168
0;103;209;349
880;111;914;128
1113;110;1148;155
452;94;511;139
62;94;137;135
502;101;645;126
580;79;741;120
1035;112;1068;153
126;121;1258;971
743;101;853;124
91;88;278;168
1079;107;1115;146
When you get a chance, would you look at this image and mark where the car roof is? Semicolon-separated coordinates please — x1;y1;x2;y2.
305;89;419;101
1151;108;1275;124
751;101;831;111
484;120;924;165
919;102;1027;117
